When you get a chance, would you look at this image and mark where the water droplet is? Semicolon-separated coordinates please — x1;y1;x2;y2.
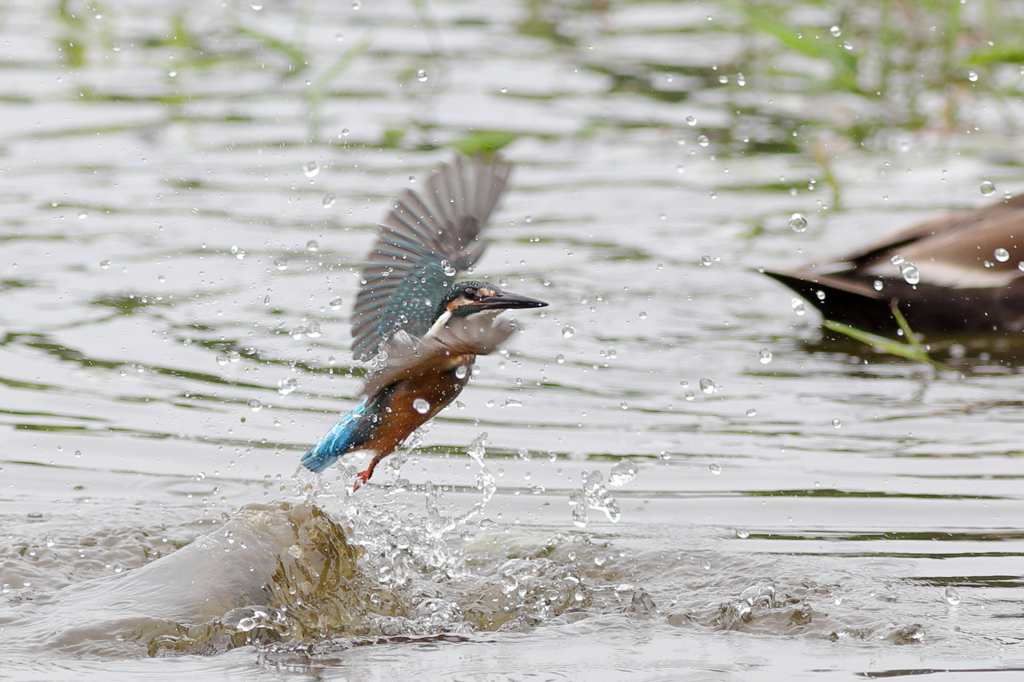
329;297;343;310
555;354;565;364
322;193;336;208
700;255;713;267
570;491;589;527
455;365;469;380
248;399;262;412
277;377;298;396
980;180;996;195
967;71;979;82
676;164;685;174
697;135;710;147
900;263;920;285
699;378;717;394
413;398;430;414
736;528;750;539
992;247;1010;263
791;298;806;316
100;260;110;269
77;211;88;220
638;311;648;320
351;0;360;9
829;25;841;37
168;70;177;78
890;254;905;266
736;72;746;86
1018;262;1024;272
944;586;961;605
685;115;696;126
609;460;638;487
745;408;757;417
250;1;263;9
274;255;289;271
718;75;728;84
701;559;711;570
306;240;319;253
709;463;721;475
789;213;807;232
758;348;772;364
416;69;428;82
832;418;842;428
620;401;629;410
873;280;884;291
561;325;575;338
302;162;319;178
74;450;81;458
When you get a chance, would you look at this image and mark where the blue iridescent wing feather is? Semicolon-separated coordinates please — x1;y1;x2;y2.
350;155;511;360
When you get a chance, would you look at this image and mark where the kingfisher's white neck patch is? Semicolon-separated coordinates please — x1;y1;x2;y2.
424;307;503;342
424;309;452;341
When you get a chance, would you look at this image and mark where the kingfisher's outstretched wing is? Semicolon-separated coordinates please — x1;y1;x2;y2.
350;155;512;361
361;317;515;398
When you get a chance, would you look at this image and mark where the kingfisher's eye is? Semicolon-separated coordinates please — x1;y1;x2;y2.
464;288;478;299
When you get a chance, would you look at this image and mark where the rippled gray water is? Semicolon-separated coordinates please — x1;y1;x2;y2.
3;0;1024;679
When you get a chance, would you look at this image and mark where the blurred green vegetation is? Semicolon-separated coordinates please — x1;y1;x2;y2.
738;0;1024;99
44;0;1024;173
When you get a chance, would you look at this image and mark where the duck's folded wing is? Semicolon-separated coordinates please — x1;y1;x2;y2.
350;155;512;361
860;211;1024;288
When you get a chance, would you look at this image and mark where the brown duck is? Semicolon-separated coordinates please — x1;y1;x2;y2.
763;194;1024;336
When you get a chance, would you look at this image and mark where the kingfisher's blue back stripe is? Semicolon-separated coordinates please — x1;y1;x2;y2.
300;399;369;473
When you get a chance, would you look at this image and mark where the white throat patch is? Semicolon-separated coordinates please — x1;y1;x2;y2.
423;307;501;342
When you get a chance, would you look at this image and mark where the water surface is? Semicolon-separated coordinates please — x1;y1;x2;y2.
3;0;1024;679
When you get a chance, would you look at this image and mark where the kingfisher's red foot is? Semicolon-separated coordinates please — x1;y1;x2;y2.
352;468;372;491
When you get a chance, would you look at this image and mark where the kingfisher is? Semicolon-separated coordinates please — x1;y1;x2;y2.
300;155;548;487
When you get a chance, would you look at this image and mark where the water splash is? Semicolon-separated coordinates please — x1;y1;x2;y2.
580;470;621;523
608;460;638;487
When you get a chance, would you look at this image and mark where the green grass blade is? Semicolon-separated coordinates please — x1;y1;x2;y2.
822;320;932;363
889;299;926;353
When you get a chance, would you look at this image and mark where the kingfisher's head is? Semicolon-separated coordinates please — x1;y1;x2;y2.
438;280;548;321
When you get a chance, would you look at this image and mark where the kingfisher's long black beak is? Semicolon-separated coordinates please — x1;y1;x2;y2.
473;290;549;312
